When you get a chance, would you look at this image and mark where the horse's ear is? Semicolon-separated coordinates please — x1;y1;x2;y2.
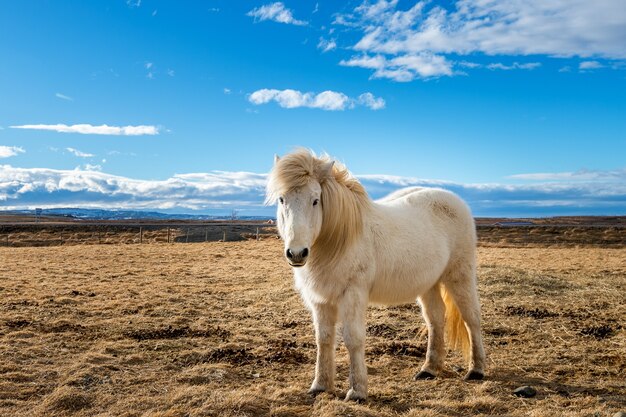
318;160;335;180
274;154;280;164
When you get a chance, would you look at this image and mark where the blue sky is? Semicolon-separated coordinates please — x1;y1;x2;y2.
0;0;625;216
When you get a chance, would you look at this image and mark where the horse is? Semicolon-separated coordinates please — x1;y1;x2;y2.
266;149;485;401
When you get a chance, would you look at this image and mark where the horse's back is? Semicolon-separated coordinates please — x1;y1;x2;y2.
377;186;476;252
380;187;470;219
376;186;426;204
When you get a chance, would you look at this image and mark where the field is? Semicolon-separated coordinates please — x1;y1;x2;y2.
1;238;625;416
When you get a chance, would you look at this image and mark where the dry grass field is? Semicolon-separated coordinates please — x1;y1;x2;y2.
1;239;624;416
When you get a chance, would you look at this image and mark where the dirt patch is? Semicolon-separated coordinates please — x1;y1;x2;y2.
369;341;426;358
367;323;399;338
4;319;31;329
579;324;619;339
205;347;256;365
263;339;310;365
124;325;231;341
504;305;558;319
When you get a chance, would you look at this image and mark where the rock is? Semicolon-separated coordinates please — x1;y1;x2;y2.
613;412;626;417
513;386;537;398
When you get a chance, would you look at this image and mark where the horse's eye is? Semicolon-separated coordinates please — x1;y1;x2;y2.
313;199;319;206
279;197;284;204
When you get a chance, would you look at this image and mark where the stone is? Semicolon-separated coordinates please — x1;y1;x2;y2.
513;386;537;398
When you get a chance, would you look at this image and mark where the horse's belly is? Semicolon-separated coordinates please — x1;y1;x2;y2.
368;271;436;305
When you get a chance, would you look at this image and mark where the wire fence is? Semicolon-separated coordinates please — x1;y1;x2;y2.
0;222;278;247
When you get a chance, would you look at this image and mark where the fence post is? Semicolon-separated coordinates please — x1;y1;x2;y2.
167;227;171;243
140;226;143;244
205;228;208;242
5;235;8;247
186;229;189;243
256;227;259;241
223;230;226;242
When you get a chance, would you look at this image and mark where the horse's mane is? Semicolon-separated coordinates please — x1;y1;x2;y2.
266;149;371;266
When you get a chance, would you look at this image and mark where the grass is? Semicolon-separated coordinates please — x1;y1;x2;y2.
0;239;624;416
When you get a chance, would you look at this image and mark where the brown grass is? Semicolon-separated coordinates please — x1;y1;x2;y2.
1;240;624;416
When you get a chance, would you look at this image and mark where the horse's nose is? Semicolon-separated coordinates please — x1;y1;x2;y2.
286;247;309;265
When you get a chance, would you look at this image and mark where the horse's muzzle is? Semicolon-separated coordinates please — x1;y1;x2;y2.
286;247;309;267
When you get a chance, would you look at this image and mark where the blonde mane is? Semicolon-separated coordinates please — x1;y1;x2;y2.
267;149;371;266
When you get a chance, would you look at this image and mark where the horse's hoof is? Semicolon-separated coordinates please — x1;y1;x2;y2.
413;370;436;380
345;388;367;402
464;370;484;381
307;387;325;397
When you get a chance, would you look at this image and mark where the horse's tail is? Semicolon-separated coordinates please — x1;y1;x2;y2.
440;285;471;360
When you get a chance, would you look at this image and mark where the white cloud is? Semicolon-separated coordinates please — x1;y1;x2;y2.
66;147;95;158
311;90;350;110
458;61;481;69
247;2;307;26
335;0;626;80
487;62;542;71
341;52;453;80
0;146;25;158
167;69;175;77
318;37;337;53
223;88;232;95
83;164;102;171
340;54;386;70
10;124;160;136
508;168;626;182
357;92;385;110
579;61;604;70
126;0;141;8
0;165;623;216
55;93;74;101
248;88;385;111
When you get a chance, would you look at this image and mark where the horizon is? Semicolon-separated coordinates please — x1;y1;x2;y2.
1;1;625;217
4;206;626;222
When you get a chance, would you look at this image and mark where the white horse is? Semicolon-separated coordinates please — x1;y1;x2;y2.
266;150;485;401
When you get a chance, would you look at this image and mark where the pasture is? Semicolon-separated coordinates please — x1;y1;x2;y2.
0;239;624;416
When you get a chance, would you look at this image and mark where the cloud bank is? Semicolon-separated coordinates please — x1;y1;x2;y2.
0;165;624;217
10;124;159;136
248;89;385;110
335;0;626;80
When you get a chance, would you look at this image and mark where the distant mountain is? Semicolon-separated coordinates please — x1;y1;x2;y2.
3;208;273;221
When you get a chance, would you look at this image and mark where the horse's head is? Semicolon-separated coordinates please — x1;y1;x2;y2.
267;152;334;267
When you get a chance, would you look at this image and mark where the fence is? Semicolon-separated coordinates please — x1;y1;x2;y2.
0;222;278;247
1;222;624;248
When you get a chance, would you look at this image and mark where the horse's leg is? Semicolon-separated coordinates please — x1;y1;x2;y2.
443;263;486;380
309;302;338;395
414;283;446;379
340;290;368;401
